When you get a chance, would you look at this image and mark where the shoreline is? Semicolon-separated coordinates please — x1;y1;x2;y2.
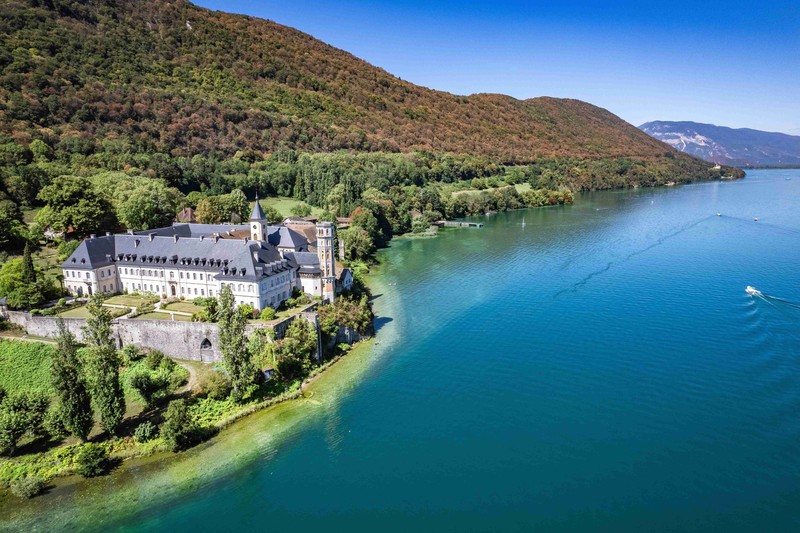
0;321;380;527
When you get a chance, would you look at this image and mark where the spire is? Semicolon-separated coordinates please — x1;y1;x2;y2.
250;194;266;222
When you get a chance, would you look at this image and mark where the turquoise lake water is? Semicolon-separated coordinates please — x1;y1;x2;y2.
9;169;800;532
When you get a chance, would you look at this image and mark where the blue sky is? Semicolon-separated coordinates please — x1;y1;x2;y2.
195;1;799;134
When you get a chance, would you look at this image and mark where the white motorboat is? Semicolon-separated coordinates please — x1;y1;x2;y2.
745;286;760;296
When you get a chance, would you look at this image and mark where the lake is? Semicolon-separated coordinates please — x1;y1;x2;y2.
5;169;800;532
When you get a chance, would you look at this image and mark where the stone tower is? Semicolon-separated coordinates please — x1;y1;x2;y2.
250;196;267;242
316;221;336;302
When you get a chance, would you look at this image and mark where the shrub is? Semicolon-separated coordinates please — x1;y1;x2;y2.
238;304;255;319
259;307;276;321
120;344;143;365
127;369;169;410
10;476;46;499
56;298;66;308
134;421;157;443
43;405;68;441
75;443;108;477
197;371;232;400
161;399;196;452
144;350;165;370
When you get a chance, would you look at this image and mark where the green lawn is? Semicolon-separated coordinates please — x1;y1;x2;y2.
134;312;192;322
105;294;159;307
163;302;202;314
451;183;531;197
250;196;322;218
0;340;54;396
58;305;129;319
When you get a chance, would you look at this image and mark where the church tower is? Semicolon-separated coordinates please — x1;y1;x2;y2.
316;221;336;302
250;196;267;242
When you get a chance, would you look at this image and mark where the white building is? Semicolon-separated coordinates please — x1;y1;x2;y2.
61;200;352;310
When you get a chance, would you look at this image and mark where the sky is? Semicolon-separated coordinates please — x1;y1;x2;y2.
194;0;800;135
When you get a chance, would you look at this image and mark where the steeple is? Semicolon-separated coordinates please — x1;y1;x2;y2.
250;194;266;222
250;195;267;241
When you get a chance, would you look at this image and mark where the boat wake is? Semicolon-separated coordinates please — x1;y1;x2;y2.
746;286;800;311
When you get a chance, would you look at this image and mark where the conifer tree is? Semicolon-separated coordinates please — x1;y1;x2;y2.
21;241;35;284
82;295;125;434
51;319;93;441
217;285;255;400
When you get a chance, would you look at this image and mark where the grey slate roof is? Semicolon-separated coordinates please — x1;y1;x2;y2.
284;251;321;274
250;199;266;221
63;232;295;282
135;224;309;251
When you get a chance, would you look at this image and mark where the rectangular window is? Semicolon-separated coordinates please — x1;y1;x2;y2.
170;272;174;279
201;289;205;296
200;274;203;281
193;273;196;280
86;272;90;279
180;272;183;279
194;288;198;295
100;271;104;278
181;287;185;294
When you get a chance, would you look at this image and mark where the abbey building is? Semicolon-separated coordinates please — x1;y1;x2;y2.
61;199;351;310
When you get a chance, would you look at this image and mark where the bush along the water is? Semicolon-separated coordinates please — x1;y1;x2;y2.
75;443;109;478
9;475;46;499
134;421;157;443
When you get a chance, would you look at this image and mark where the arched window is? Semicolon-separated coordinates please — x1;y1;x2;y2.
200;338;212;350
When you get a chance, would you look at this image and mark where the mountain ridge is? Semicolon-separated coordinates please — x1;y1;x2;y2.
640;121;800;167
0;0;702;163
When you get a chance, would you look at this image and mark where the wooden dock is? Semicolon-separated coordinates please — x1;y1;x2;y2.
436;221;484;228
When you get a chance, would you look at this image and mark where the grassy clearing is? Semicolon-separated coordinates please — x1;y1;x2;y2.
250;196;322;218
451;182;531;197
57;306;128;319
162;302;202;314
133;312;191;322
104;294;159;307
0;340;54;396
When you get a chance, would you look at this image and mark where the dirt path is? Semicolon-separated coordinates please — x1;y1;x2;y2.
0;334;57;345
176;361;199;393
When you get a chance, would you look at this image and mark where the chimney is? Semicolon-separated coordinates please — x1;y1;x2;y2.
105;232;111;237
244;237;249;244
127;230;134;235
89;234;96;239
173;235;179;243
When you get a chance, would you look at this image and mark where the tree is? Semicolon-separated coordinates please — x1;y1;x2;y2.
290;203;312;217
195;196;225;224
339;226;375;261
222;189;249;223
82;296;125;434
262;205;282;224
0;258;56;310
0;199;27;250
51;319;94;441
21;242;35;284
217;285;256;400
127;369;168;411
35;176;117;237
0;391;49;455
268;319;318;382
160;399;196;452
117;180;182;231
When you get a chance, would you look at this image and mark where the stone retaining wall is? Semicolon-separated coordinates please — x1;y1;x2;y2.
4;310;323;363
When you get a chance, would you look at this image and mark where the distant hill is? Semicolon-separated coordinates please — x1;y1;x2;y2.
639;121;800;167
0;0;728;176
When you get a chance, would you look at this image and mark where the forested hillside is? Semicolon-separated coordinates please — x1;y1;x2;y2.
0;0;742;254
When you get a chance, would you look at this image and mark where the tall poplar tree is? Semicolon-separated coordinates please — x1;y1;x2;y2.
83;295;125;434
217;285;255;400
21;241;35;284
51;319;93;441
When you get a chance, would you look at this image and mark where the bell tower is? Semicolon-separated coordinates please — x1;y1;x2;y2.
250;195;267;242
316;221;336;302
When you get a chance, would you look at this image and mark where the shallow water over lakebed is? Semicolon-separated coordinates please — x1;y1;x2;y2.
4;169;800;532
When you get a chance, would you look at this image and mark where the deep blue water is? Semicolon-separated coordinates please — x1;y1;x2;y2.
32;170;800;532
